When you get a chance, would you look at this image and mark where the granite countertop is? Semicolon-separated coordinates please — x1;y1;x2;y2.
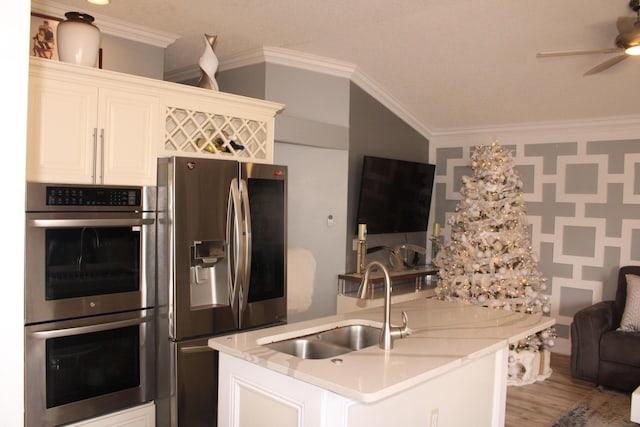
209;298;555;403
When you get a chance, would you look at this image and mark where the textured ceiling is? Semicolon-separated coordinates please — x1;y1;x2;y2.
42;0;639;134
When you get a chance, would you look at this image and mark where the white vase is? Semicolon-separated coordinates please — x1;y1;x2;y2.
197;34;219;90
57;12;101;67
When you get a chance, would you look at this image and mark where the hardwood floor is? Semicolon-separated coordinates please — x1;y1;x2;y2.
505;353;596;426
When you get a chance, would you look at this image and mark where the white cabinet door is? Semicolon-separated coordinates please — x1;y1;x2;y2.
27;76;98;184
98;88;159;186
27;76;159;186
219;353;329;427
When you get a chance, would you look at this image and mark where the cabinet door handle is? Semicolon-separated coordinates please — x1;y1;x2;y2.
99;128;105;183
91;128;98;184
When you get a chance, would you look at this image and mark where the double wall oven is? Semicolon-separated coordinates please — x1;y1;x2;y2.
24;182;156;427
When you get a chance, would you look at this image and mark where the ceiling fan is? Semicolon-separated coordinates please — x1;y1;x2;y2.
537;0;640;75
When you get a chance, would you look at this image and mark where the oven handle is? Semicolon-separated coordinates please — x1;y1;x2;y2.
32;316;151;338
27;218;155;228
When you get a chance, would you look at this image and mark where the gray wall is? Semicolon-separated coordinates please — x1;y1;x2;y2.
265;64;350;322
100;34;165;80
346;84;430;271
274;143;348;322
217;63;430;322
432;130;640;355
216;63;266;100
218;64;350;322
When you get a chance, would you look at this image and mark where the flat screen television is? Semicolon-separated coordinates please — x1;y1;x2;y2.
355;156;436;235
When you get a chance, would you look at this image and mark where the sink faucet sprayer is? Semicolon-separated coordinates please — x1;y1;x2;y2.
357;261;409;350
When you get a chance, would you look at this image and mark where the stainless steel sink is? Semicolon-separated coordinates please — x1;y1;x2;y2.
264;324;381;359
265;338;352;359
314;324;380;351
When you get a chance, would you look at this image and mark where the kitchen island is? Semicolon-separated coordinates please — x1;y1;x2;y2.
209;298;554;427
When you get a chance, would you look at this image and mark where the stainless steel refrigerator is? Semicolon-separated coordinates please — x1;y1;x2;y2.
155;156;287;426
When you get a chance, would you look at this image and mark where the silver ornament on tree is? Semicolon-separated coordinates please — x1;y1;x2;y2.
198;34;219;90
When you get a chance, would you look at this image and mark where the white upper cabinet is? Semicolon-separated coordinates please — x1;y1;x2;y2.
27;76;98;184
27;74;159;185
97;88;159;185
27;58;284;186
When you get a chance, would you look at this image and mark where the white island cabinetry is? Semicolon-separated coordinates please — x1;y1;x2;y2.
219;348;504;427
211;298;555;427
26;57;283;186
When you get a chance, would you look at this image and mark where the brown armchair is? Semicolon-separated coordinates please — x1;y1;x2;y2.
570;265;640;392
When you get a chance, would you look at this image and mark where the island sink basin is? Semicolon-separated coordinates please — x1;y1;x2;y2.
264;324;381;359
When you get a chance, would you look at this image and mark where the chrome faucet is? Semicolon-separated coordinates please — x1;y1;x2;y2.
357;261;409;350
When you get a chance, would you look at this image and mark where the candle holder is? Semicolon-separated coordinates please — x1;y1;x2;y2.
430;235;444;265
356;224;367;273
357;240;367;273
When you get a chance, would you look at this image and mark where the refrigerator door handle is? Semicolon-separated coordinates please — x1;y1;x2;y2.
227;178;242;322
239;179;252;312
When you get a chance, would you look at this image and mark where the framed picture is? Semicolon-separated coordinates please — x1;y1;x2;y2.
30;13;62;61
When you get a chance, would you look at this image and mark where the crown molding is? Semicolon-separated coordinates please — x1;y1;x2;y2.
213;46;432;140
163;46;638;140
429;114;640;137
29;3;637;139
31;0;179;48
233;46;357;79
349;69;432;140
222;48;639;140
261;47;432;139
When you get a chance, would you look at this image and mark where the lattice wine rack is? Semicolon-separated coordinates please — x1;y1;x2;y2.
164;106;269;160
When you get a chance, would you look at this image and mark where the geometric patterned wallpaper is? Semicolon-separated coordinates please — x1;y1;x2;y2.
433;138;640;355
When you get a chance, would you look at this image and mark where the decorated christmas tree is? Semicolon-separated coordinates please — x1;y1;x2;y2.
434;141;555;383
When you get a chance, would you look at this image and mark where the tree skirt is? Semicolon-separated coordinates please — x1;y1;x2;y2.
507;348;552;386
550;387;634;427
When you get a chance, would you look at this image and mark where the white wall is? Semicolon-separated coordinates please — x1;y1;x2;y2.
3;1;28;424
275;142;348;322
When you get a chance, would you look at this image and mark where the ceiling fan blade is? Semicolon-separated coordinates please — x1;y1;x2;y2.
583;54;628;75
616;16;636;34
536;48;622;58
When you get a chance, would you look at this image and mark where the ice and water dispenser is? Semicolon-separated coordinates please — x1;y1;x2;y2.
190;240;229;309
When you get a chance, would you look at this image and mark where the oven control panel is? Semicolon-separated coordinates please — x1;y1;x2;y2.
26;182;154;212
46;186;141;206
